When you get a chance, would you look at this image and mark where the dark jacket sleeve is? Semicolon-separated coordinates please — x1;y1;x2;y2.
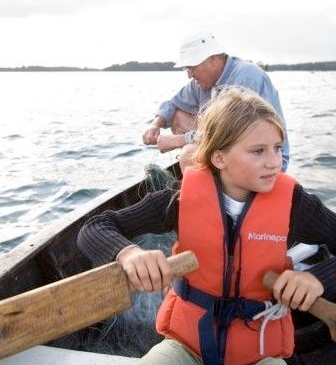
77;188;178;267
308;258;336;301
289;185;336;252
289;185;336;300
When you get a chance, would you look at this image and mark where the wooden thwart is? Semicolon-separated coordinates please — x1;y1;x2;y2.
0;250;199;360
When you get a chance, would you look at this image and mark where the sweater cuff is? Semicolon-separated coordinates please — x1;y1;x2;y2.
307;258;336;301
116;244;140;262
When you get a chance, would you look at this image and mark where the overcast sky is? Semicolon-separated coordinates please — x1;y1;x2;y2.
1;0;335;68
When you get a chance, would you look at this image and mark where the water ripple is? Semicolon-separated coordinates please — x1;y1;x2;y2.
3;134;23;140
314;154;336;168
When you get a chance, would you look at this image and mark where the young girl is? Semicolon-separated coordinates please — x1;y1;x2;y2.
77;87;336;365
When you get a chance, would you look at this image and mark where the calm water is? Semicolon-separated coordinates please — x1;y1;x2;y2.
0;71;335;253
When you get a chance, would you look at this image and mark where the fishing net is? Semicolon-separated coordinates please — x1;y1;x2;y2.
141;163;178;193
83;231;176;357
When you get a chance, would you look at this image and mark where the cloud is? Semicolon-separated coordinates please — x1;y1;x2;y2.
0;0;124;17
209;7;336;64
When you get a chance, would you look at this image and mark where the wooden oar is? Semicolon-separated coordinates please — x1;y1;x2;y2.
0;250;198;360
263;270;336;342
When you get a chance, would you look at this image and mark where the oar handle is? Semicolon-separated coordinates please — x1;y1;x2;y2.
168;250;199;278
263;270;336;342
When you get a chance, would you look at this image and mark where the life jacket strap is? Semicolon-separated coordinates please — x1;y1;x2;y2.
173;278;270;365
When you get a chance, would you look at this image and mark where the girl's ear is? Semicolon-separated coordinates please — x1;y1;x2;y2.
211;150;226;169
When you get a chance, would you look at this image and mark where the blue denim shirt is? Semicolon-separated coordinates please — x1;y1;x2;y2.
156;56;290;171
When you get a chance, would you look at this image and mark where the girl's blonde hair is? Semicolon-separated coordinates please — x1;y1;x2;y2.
194;86;285;170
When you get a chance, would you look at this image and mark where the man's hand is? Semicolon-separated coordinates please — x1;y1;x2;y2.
142;126;160;145
142;116;166;145
157;134;186;153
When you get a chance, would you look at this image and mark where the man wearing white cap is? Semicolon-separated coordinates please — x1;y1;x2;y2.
142;31;290;172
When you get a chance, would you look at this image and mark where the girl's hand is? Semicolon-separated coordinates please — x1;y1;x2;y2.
273;270;324;311
116;245;172;292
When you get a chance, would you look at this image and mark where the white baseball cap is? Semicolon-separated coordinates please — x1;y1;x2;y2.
174;31;225;68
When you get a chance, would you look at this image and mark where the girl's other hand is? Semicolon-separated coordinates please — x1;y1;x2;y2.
273;270;324;311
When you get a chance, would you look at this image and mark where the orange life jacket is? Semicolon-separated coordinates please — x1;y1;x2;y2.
156;166;296;365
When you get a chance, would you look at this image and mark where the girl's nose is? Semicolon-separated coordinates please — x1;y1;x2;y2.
266;150;282;169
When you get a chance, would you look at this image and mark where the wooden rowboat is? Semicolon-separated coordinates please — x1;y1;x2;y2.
0;162;335;365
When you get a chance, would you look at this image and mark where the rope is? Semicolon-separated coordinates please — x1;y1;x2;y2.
253;301;288;355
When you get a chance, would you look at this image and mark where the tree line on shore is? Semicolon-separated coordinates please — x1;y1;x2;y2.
1;61;336;72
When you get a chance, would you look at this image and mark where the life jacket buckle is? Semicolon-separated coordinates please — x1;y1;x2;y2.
214;298;236;320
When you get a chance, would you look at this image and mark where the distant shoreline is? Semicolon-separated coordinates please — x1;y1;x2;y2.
1;61;336;72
